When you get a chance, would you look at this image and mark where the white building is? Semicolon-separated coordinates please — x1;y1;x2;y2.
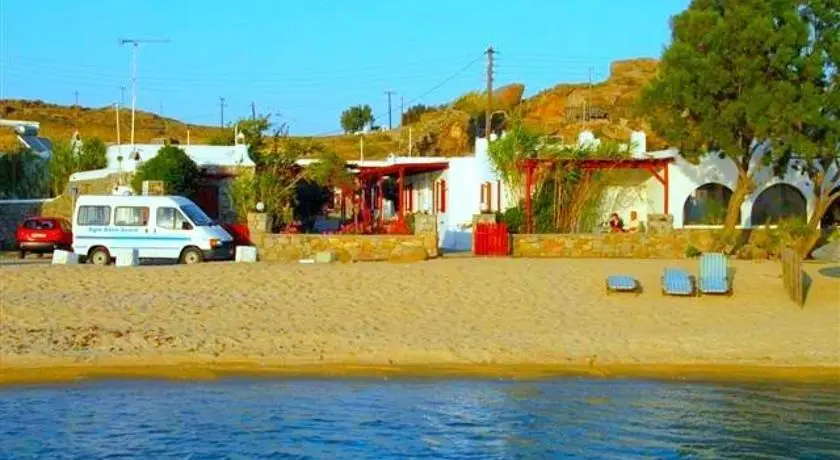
333;130;839;252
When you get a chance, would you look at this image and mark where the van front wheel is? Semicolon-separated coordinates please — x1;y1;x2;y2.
180;247;204;265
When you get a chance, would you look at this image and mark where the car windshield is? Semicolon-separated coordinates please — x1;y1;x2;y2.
180;204;213;226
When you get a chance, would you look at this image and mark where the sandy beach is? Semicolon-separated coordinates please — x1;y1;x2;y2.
1;258;838;384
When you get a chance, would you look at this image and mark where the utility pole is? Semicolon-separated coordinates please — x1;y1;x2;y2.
73;91;79;129
120;86;126;106
384;91;395;130
160;101;167;135
219;97;226;128
586;66;593;122
485;46;495;139
400;95;405;125
119;37;170;151
251;101;256;120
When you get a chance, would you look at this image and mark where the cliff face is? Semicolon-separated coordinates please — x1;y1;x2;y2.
520;58;662;147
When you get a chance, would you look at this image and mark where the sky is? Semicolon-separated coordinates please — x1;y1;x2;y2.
0;0;690;135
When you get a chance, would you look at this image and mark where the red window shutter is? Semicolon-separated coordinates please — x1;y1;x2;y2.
439;180;447;213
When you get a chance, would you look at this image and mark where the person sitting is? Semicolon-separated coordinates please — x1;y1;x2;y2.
608;213;625;233
626;211;641;233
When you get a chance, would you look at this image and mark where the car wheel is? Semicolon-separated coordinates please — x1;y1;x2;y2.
180;247;204;265
18;250;25;259
88;247;111;266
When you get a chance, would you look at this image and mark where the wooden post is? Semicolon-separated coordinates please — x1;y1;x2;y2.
398;167;405;225
524;161;534;233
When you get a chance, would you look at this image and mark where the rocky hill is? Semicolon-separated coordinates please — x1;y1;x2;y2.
0;100;227;151
0;58;663;159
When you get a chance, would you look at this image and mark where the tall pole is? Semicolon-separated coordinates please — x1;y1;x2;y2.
400;95;405;126
586;66;593;122
115;102;122;184
120;37;170;151
485;46;495;139
219;97;226;128
120;86;126;106
73;90;79;129
384;90;395;130
130;43;137;149
251;101;256;120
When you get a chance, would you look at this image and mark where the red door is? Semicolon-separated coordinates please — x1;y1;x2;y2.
196;185;219;219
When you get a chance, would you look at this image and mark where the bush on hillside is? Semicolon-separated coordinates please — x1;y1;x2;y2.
78;137;108;171
131;145;201;197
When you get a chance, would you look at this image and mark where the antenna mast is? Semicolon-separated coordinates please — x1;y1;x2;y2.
119;38;170;153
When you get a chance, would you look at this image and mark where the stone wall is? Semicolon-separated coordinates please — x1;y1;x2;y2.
513;231;717;259
252;233;437;262
0;200;52;249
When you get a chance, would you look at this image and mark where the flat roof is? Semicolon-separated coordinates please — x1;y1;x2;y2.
356;162;449;179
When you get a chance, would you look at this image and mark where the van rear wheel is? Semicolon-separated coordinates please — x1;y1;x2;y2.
88;247;111;266
180;247;204;265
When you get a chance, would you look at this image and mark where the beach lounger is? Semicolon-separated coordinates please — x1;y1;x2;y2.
661;268;695;296
605;275;640;295
698;252;731;296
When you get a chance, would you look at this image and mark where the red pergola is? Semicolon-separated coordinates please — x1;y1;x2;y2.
350;162;449;228
519;157;675;233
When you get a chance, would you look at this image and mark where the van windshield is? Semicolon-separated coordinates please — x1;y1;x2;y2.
180;204;213;226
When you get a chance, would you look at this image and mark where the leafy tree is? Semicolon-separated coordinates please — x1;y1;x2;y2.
77;137;108;171
401;104;435;125
767;0;839;257
340;104;374;133
640;0;814;245
131;145;201;197
0;147;49;198
48;139;76;196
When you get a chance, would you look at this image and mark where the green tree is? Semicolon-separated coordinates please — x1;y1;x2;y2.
48;139;76;196
766;0;839;257
77;137;108;171
340;104;374;133
131;145;201;197
640;0;814;245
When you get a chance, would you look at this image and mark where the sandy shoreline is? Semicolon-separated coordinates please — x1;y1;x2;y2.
1;258;838;385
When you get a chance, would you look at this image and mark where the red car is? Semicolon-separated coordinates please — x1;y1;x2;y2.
16;217;73;259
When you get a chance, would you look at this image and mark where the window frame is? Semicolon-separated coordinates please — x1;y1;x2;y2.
156;206;193;231
76;205;112;226
113;206;150;227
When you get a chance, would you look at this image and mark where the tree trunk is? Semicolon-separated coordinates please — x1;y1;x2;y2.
716;172;752;253
798;189;840;259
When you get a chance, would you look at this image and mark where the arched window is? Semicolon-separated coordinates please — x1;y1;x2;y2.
683;183;735;225
751;183;807;226
820;185;840;229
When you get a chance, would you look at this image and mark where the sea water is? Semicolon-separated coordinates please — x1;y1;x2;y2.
0;378;837;458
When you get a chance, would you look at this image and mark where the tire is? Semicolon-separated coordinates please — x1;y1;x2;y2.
18;250;25;260
88;247;112;266
180;247;204;265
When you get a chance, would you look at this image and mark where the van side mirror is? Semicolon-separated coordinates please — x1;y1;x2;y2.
181;222;193;230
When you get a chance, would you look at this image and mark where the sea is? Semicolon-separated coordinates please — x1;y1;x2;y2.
0;378;837;459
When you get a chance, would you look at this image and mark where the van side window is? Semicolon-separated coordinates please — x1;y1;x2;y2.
114;207;150;226
77;206;111;226
157;207;192;230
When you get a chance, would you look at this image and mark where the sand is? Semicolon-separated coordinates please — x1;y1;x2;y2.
1;258;838;384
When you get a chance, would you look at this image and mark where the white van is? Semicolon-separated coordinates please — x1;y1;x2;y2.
72;195;235;265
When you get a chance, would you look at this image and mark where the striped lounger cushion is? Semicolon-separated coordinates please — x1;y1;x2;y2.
607;275;637;292
662;269;693;296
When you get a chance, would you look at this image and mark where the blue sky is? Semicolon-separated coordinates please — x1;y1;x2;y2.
0;1;690;135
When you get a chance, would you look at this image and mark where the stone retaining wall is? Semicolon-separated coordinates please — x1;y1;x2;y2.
251;233;437;262
513;231;717;259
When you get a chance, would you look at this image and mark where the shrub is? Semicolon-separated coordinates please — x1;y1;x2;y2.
131;145;201;197
685;245;702;258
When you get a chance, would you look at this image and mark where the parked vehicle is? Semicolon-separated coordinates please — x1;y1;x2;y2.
72;195;235;266
16;217;74;259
